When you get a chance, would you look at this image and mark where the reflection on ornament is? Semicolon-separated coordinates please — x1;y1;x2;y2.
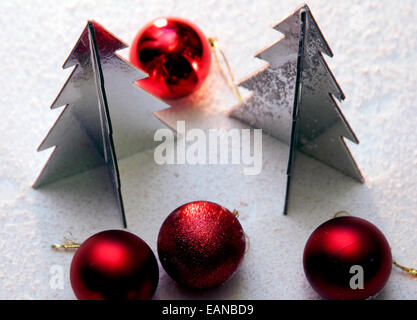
303;216;392;300
70;230;159;300
130;17;211;99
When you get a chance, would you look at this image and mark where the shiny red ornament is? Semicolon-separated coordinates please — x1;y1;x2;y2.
303;216;392;300
70;230;159;300
157;201;246;289
130;17;211;99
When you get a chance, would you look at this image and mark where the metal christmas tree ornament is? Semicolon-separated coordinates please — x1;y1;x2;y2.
231;4;364;214
33;21;169;227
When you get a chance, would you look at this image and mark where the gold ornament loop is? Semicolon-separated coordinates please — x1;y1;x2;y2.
208;37;242;103
333;210;352;218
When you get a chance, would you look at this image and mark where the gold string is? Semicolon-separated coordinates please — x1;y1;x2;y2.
333;210;351;218
208;37;243;102
393;260;417;276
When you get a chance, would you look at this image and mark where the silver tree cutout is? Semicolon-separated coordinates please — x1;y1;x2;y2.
231;4;363;213
34;21;169;226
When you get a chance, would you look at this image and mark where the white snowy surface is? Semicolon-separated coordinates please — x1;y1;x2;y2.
0;0;416;299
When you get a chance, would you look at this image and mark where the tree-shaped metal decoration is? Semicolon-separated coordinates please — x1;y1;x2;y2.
33;21;169;227
231;4;364;214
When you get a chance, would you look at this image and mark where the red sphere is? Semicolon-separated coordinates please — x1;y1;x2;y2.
70;230;159;300
303;216;392;300
130;17;211;99
157;201;246;289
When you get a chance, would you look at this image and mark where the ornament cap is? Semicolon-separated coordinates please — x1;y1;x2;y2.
51;242;81;250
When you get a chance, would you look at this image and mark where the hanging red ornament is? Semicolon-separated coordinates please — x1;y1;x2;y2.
70;230;159;300
157;201;246;289
303;216;392;300
129;17;211;99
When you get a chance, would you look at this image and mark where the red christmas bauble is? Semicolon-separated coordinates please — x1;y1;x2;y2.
130;17;211;99
303;216;392;300
70;230;159;300
157;201;246;288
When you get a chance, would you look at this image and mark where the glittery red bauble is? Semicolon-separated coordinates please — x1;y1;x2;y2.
303;216;392;300
157;201;246;289
130;17;211;99
70;230;159;300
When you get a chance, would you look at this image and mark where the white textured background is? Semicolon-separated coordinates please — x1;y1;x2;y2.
0;0;416;299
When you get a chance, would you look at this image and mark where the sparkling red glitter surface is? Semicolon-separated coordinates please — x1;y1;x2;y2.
303;216;392;300
157;201;246;289
129;17;211;99
70;230;159;300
